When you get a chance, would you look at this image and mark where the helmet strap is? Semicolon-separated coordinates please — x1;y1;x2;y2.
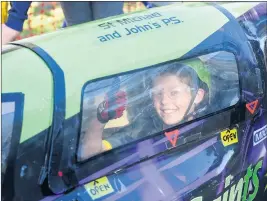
181;88;199;123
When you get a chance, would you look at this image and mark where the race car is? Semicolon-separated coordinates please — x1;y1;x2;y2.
1;2;267;201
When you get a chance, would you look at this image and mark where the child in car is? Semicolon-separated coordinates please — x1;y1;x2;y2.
78;58;210;160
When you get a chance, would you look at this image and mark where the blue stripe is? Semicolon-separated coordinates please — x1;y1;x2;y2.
10;42;66;184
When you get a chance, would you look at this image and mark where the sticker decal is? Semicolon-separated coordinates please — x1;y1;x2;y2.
188;159;263;201
165;129;179;147
221;128;238;147
253;125;267;146
246;100;259;114
85;176;114;200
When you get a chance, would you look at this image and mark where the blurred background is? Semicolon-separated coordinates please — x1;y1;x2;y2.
2;1;148;40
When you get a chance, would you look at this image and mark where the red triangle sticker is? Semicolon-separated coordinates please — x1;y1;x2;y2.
165;130;179;147
246;100;259;114
249;104;254;109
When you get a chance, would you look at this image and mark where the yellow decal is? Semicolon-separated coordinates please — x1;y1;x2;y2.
221;128;238;146
85;176;114;200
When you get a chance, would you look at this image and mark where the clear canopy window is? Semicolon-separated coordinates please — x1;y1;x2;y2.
78;51;240;161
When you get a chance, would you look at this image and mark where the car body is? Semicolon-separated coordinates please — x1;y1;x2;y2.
1;2;267;201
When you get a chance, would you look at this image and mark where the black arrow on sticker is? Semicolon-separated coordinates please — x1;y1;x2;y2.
93;180;99;186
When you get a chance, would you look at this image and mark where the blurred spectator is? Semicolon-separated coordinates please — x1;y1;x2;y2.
144;1;178;8
2;1;124;45
2;1;177;45
60;2;123;27
1;2;9;23
2;1;32;45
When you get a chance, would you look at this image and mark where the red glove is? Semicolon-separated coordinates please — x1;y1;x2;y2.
97;91;127;123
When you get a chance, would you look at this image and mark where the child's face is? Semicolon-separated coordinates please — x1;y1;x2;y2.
152;74;204;125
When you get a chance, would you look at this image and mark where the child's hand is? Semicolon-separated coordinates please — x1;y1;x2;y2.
97;90;127;123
